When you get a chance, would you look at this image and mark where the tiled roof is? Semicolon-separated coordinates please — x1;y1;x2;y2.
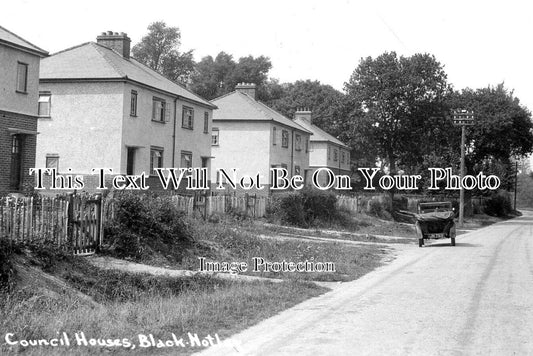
0;25;48;56
294;117;348;148
211;91;312;134
40;42;215;108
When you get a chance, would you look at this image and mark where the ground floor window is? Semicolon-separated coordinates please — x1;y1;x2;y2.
10;135;23;190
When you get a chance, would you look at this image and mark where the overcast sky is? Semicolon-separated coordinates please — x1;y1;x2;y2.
3;0;532;112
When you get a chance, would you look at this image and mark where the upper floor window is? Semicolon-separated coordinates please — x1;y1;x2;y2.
152;97;167;122
16;62;28;93
272;127;277;145
305;139;309;153
38;93;51;117
181;151;192;168
212;128;219;146
281;130;289;148
295;134;302;151
150;147;164;175
130;90;138;116
327;147;331;160
334;149;338;162
203;112;209;133
182;106;194;129
46;154;59;171
341;151;346;164
295;165;301;175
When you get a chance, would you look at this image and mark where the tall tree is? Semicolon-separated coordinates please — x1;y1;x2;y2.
343;52;450;172
132;21;195;84
266;80;345;136
447;84;533;167
189;52;272;100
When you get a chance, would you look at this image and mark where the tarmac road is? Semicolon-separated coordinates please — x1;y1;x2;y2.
197;211;533;355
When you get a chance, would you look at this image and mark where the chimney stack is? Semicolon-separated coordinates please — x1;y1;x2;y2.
294;108;312;124
235;83;257;100
96;31;131;59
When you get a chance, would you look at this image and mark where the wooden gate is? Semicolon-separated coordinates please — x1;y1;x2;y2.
68;194;102;255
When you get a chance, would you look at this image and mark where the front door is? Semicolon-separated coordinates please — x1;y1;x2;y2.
10;135;23;190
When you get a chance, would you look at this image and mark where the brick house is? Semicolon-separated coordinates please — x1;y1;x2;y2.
36;31;216;190
293;109;351;186
210;83;312;194
0;26;48;194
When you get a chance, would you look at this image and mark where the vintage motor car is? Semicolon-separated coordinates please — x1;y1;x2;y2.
414;202;456;247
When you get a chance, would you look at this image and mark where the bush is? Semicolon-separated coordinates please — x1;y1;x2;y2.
366;194;392;219
484;191;513;217
104;193;194;260
268;188;338;227
0;242;16;292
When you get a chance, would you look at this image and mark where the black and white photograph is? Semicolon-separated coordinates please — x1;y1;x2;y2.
1;0;533;355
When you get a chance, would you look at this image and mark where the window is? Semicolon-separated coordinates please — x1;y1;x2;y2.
295;165;301;175
182;106;194;129
327;146;331;160
38;93;51;117
305;139;309;153
341;151;345;164
272;127;277;145
130;90;137;116
150;147;164;174
334;149;338;162
281;130;289;148
126;147;136;175
10;135;22;189
203;112;209;133
212;128;219;146
181;151;192;168
295;134;302;151
46;155;59;171
152;97;167;122
16;62;28;93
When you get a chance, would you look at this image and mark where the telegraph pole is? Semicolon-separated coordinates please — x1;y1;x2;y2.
452;109;475;227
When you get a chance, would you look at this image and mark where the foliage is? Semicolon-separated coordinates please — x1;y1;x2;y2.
268;188;338;227
0;241;16;292
103;193;194;260
343;51;451;171
447;84;533;170
132;21;195;84
266;80;346;136
484;190;513;217
190;52;272;100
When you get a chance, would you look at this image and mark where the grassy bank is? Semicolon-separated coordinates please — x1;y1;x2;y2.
0;247;326;355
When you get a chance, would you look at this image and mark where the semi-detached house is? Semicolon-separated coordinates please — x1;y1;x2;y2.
293;109;351;186
0;26;48;194
210;83;312;194
36;31;216;190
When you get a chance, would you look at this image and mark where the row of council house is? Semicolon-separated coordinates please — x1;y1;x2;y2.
1;27;351;196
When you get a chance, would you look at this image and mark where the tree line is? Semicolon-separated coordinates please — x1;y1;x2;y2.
132;21;533;191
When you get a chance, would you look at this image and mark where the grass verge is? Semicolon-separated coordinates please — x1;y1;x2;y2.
1;247;326;356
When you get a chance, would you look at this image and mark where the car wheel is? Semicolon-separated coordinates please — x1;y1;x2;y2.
419;238;424;247
451;237;456;246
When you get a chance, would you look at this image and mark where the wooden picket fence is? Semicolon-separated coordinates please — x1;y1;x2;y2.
0;194;102;255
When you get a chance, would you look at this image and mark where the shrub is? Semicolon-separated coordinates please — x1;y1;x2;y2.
0;242;16;292
366;194;393;219
392;196;408;211
484;191;513;217
269;188;338;227
104;193;194;260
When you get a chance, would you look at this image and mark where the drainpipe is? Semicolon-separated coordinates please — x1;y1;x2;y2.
172;97;178;167
291;130;295;177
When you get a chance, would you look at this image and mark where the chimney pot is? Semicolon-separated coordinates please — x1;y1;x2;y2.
97;31;131;59
235;82;257;100
294;109;313;124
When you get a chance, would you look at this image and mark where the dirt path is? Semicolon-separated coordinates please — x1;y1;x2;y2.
196;211;533;355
